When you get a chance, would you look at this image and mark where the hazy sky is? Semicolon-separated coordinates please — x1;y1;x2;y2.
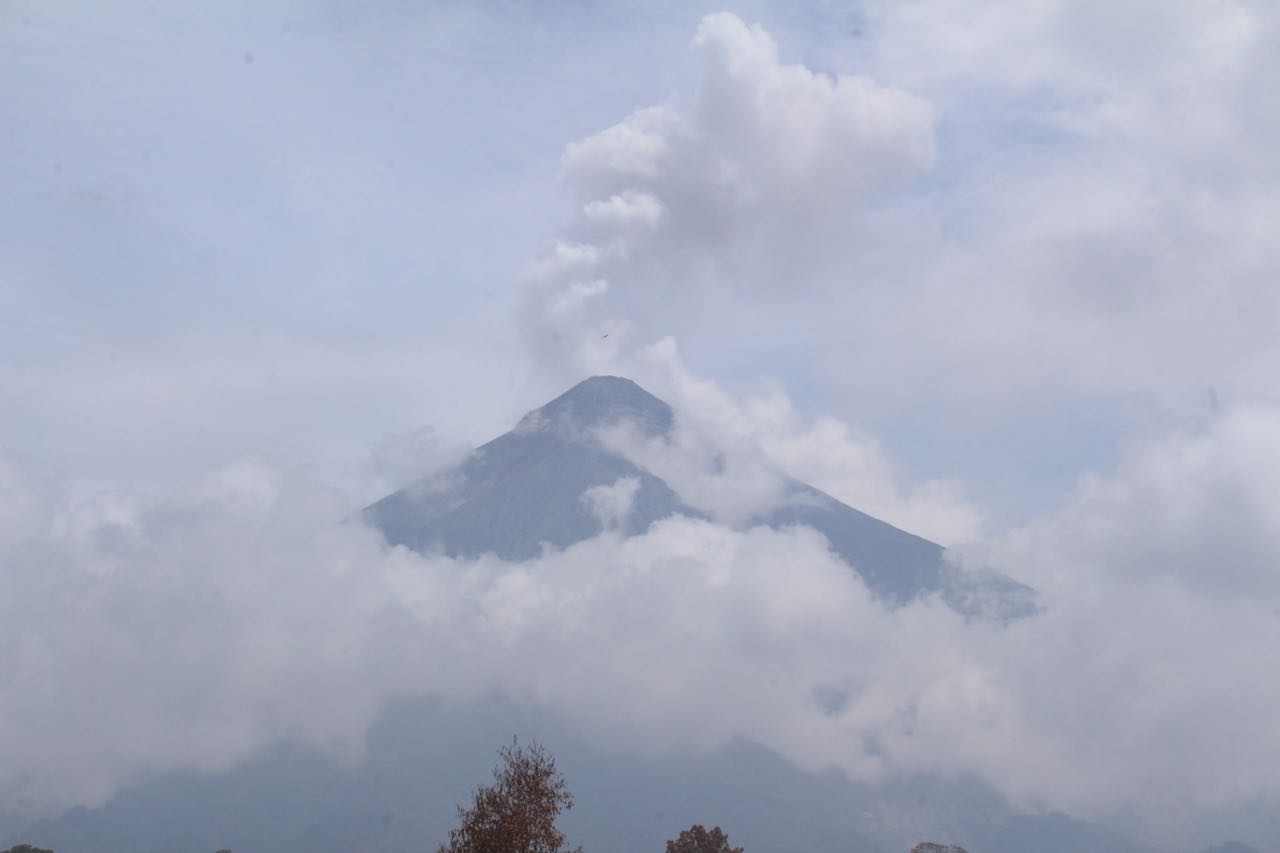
6;0;1275;518
3;2;1279;850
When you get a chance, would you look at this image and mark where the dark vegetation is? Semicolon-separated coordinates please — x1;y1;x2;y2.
438;739;578;853
666;825;743;853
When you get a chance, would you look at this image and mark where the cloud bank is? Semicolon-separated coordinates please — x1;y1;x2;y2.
4;396;1280;848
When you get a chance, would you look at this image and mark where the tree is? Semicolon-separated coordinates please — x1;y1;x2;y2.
2;846;56;853
438;738;579;853
665;825;741;853
910;844;968;853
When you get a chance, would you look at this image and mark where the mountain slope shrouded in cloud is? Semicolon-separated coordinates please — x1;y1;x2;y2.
363;376;692;560
4;380;1276;853
362;375;1034;616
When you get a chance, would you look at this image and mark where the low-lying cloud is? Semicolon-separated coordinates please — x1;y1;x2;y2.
4;397;1280;848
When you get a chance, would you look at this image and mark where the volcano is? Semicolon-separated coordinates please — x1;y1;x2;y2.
363;376;1033;617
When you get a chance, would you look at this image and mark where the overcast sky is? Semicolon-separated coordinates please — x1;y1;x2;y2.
3;1;1280;850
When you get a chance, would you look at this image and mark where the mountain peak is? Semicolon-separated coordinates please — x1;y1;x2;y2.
517;375;674;437
364;375;1033;616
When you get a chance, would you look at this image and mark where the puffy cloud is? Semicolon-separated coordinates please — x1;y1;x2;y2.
760;415;983;545
579;476;641;528
525;4;1280;529
0;456;405;813
817;0;1280;412
6;403;1280;850
606;339;983;544
526;11;937;377
0;452;932;817
935;404;1280;841
582;190;664;229
986;404;1280;600
687;13;935;193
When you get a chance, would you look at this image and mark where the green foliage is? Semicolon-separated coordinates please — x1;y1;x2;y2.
665;825;741;853
438;738;579;853
3;845;56;853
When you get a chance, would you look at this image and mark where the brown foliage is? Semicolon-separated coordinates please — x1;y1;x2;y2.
438;738;579;853
665;825;742;853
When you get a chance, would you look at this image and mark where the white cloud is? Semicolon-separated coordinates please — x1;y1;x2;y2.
580;476;641;528
4;404;1280;850
519;3;1280;531
937;403;1280;839
606;338;983;544
521;241;609;284
761;415;983;545
981;403;1280;601
819;0;1280;412
582;190;664;229
688;12;935;193
526;11;937;378
563;106;676;182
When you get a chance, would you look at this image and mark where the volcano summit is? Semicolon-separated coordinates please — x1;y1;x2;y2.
364;376;1034;618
